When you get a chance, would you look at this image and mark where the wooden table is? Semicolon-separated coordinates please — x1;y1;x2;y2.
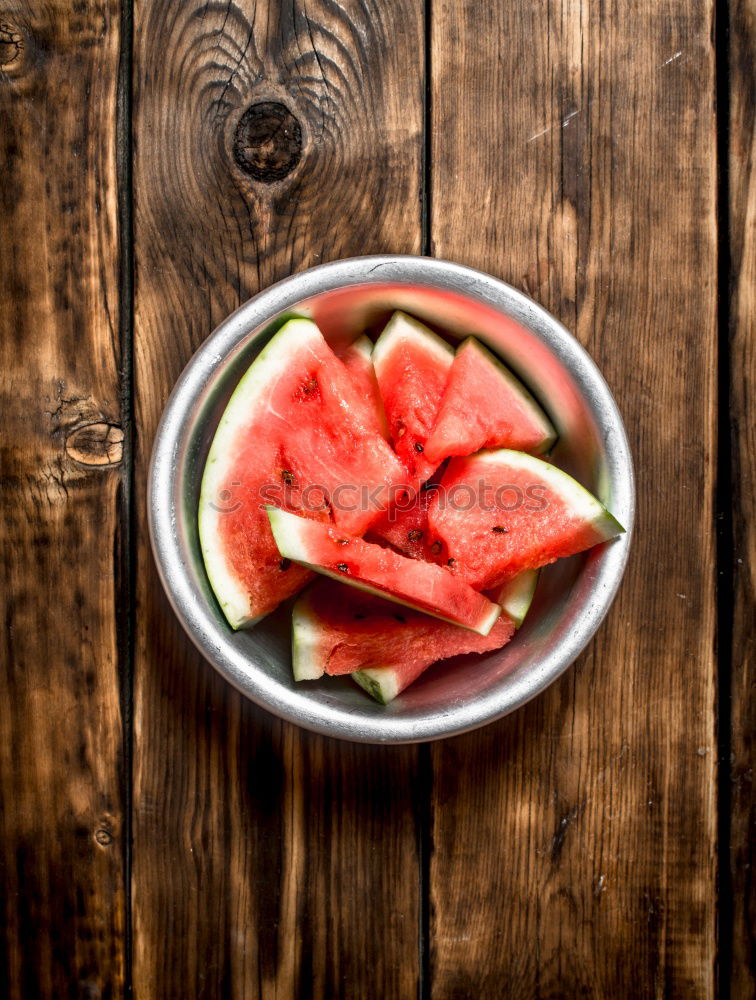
1;1;753;997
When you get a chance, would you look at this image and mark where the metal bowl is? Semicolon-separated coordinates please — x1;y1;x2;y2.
149;256;635;743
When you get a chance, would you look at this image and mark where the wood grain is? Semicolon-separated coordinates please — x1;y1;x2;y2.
428;1;718;996
728;0;756;993
0;2;126;997
131;2;423;996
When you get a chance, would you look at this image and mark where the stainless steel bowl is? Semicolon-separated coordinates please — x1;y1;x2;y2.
149;256;635;743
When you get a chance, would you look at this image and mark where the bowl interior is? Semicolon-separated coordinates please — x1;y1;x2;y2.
155;261;633;742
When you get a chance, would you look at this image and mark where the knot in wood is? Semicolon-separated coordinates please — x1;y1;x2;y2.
65;423;123;467
0;21;24;67
233;102;302;182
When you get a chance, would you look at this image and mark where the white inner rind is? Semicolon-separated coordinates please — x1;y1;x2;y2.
344;334;374;362
268;506;500;637
198;318;323;629
372;311;455;378
494;568;539;628
291;594;327;680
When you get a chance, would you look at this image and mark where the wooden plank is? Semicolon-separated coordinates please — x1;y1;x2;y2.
728;0;756;993
0;3;126;997
428;1;718;996
131;2;423;996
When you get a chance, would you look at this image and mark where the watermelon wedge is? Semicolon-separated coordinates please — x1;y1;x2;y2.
351;571;539;702
372;312;454;485
428;449;624;590
424;337;556;463
290;579;511;683
267;506;500;635
339;335;388;438
199;318;405;628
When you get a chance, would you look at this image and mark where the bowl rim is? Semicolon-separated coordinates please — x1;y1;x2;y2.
148;254;635;744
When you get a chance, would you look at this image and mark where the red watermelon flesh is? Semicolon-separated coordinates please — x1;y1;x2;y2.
199;318;405;628
424;337;556;463
427;449;625;590
292;579;515;685
338;335;388;438
372;312;454;486
366;483;447;561
267;506;501;635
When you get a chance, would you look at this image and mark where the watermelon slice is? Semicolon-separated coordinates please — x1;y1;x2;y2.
267;506;500;635
351;572;538;702
372;312;454;485
290;579;512;683
288;571;537;699
199;318;405;628
339;335;388;438
428;449;624;590
424;337;556;463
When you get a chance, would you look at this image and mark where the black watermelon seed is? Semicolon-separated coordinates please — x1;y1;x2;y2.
408;529;423;542
279;558;291;571
337;563;349;572
414;441;424;453
393;614;406;624
281;469;295;485
430;541;442;555
337;538;349;546
492;525;508;534
447;557;455;566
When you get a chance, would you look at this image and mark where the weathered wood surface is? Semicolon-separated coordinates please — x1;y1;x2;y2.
131;1;423;997
1;0;753;996
729;0;756;994
0;2;126;997
428;0;719;996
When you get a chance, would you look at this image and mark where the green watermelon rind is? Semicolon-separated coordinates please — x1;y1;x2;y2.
350;568;540;704
198;317;322;630
351;668;399;705
267;506;501;636
454;336;558;455
371;311;455;379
